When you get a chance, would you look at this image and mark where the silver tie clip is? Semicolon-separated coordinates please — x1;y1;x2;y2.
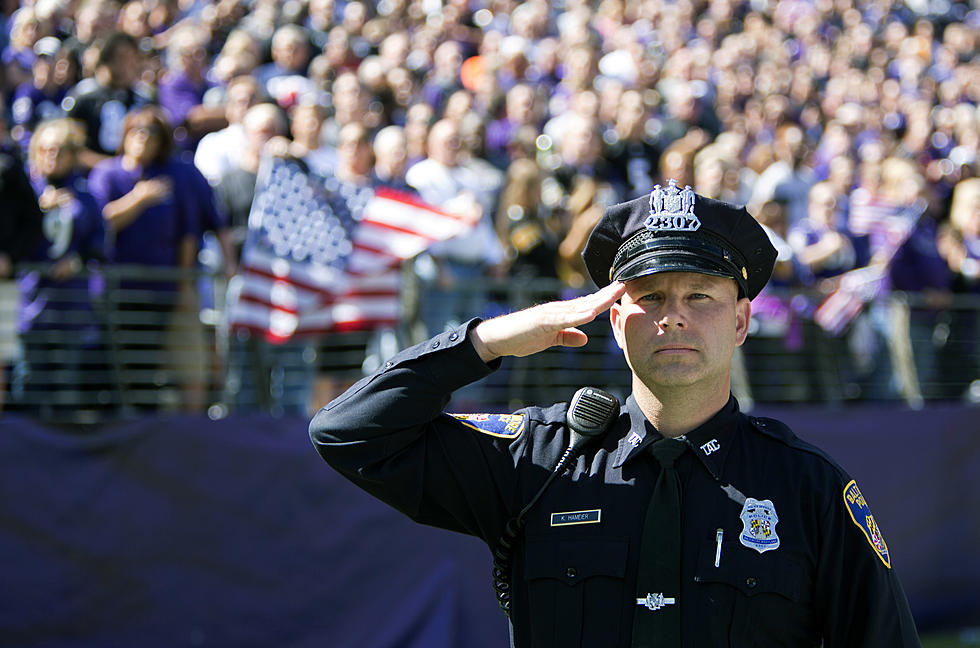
636;593;677;611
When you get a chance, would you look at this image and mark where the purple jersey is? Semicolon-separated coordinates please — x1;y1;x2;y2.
88;157;199;271
18;173;105;334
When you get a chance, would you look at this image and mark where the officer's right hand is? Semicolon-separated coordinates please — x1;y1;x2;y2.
469;281;626;362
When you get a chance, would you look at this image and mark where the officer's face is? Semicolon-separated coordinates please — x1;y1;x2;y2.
609;271;750;395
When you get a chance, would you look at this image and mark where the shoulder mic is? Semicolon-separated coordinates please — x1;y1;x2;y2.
565;387;620;454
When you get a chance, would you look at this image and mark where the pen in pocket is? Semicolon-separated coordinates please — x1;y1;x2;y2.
715;528;724;567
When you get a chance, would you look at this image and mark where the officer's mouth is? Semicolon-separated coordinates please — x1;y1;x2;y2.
653;344;698;355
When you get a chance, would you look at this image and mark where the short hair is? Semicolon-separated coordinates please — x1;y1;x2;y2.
226;74;261;96
97;31;138;68
271;24;308;51
373;125;405;155
242;103;287;135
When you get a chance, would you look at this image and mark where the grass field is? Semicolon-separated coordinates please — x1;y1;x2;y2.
922;630;980;647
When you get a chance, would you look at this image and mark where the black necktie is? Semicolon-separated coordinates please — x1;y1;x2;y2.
631;437;687;648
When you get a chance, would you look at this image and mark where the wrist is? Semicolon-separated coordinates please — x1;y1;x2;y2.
468;325;499;364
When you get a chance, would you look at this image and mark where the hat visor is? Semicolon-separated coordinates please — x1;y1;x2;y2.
614;251;746;294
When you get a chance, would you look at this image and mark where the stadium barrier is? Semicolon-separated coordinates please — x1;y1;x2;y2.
2;264;978;424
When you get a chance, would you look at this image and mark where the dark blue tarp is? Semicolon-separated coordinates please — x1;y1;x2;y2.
0;405;977;646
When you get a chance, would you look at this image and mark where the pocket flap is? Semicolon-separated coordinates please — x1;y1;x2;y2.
525;537;629;585
695;537;810;603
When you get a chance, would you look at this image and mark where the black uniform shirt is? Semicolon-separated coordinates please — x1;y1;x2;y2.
310;320;921;648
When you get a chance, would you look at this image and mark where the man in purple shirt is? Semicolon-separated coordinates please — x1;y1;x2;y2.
157;26;226;152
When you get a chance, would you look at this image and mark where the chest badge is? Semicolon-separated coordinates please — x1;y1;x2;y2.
739;498;780;553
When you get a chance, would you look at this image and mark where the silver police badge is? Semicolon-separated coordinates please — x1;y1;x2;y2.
645;179;701;232
739;497;780;553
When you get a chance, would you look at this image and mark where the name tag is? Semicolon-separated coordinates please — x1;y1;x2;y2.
550;509;601;526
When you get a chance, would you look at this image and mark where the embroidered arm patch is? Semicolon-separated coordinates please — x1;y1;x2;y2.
843;479;891;568
451;413;526;438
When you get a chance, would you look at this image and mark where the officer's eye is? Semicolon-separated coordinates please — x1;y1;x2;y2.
689;292;710;300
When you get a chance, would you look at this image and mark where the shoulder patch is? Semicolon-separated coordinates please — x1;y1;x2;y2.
451;413;526;438
843;480;891;568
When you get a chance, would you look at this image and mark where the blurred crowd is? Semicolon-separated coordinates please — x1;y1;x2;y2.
0;0;978;418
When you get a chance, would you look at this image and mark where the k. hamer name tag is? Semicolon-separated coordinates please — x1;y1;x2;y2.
550;509;602;526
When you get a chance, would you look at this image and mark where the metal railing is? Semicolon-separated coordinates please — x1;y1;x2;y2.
2;265;978;424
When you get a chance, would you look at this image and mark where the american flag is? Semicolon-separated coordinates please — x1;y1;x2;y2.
812;193;925;336
227;156;474;343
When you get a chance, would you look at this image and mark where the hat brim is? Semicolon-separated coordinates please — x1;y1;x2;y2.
614;250;747;295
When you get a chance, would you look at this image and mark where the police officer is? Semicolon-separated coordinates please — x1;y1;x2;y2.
310;180;921;647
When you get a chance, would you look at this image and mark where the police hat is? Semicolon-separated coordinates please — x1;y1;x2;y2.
582;180;777;300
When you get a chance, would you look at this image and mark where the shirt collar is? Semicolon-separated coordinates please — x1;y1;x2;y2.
613;394;739;475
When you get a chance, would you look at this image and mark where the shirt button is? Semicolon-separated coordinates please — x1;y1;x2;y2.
566;567;577;579
430;340;440;349
746;577;758;588
448;331;459;341
383;361;393;369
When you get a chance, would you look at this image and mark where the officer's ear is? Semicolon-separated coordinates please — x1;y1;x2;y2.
734;297;751;347
609;299;626;351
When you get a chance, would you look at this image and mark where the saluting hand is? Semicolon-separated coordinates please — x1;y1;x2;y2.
469;281;626;363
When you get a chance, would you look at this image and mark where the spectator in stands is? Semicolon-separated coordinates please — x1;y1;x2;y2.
419;40;463;116
284;102;337;175
194;75;263;186
371;125;411;192
1;6;45;92
693;143;742;205
402;101;434;168
656;80;723;150
484;83;539;170
15;118;107;417
937;178;980;400
87;106;202;411
549;111;609;199
158;24;226;153
604;88;661;199
254;24;315;110
406;118;506;335
9;37;79;151
207;29;263;91
305;0;338;50
495;157;558;282
320;71;371;148
62;0;117;58
747;123;815;227
789;182;858;286
212;102;288;266
64;31;153;168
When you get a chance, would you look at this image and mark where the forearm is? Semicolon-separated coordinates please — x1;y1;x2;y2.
102;190;150;232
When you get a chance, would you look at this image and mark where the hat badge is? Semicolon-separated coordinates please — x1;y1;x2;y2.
645;179;700;233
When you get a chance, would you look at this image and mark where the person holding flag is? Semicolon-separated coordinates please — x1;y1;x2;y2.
225;120;480;413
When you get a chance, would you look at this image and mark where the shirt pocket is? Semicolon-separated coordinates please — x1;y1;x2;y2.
694;536;817;648
524;536;629;648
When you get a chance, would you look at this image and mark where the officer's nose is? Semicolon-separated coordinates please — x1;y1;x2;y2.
656;299;688;329
657;317;685;329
